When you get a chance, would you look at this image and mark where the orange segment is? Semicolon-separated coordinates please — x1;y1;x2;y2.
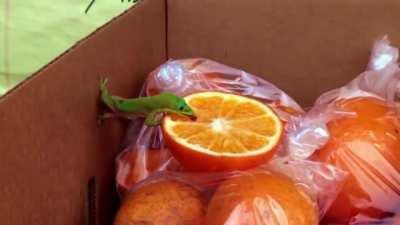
162;91;283;171
229;129;269;150
188;95;224;122
225;101;267;119
172;123;209;138
208;135;246;153
187;130;216;147
230;116;277;136
218;98;240;117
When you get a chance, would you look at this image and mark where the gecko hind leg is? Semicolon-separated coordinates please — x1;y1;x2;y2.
144;111;162;126
97;112;117;125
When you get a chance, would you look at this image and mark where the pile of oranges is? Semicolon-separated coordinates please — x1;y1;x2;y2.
114;91;321;225
115;172;319;225
110;79;400;224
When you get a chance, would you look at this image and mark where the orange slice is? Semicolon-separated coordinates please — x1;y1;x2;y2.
162;92;283;171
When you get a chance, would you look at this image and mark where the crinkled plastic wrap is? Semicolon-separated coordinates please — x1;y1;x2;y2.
115;158;346;225
287;37;400;224
116;58;304;195
113;58;348;224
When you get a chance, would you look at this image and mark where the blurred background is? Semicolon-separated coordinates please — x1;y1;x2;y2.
0;0;133;95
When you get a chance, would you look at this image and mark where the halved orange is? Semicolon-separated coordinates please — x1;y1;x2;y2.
162;92;283;171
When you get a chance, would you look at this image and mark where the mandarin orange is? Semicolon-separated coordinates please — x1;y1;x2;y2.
312;97;400;224
205;172;318;225
114;180;205;225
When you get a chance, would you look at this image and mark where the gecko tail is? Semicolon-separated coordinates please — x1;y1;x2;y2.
100;77;116;111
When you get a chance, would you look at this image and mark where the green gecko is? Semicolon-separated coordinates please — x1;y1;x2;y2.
100;78;195;126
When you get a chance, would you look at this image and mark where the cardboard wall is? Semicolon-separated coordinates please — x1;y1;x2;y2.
168;0;400;106
0;0;166;224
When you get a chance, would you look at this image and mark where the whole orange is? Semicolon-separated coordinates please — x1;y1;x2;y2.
114;180;206;225
205;172;318;225
312;97;400;224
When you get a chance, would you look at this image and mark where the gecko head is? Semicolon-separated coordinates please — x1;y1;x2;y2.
177;99;196;119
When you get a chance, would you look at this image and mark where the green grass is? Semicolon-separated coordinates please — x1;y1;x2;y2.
0;0;133;95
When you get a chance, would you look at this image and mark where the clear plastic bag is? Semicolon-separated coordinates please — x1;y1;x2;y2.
114;157;347;225
146;58;304;118
287;37;400;224
116;58;304;195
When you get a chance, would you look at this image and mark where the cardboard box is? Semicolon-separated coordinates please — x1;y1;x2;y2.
1;0;400;224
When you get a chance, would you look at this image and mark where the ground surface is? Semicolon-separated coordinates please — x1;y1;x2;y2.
0;0;131;95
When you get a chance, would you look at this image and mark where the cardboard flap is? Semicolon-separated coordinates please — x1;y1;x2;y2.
168;0;400;106
0;0;166;224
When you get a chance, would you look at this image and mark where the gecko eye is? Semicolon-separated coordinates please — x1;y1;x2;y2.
179;106;184;110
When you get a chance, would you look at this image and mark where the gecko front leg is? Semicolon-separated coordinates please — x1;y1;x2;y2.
144;108;189;126
144;110;162;126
